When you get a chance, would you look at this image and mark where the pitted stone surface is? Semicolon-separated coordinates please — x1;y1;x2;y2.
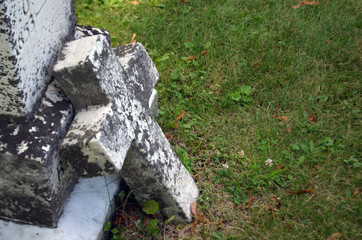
0;81;78;227
0;0;75;123
113;43;159;109
54;35;134;177
75;25;111;44
54;36;198;221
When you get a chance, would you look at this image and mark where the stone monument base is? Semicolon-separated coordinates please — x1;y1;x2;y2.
0;174;123;240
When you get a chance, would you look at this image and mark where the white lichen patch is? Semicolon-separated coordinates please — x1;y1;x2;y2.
29;127;37;133
41;145;50;152
12;126;20;136
17;141;28;154
0;143;7;151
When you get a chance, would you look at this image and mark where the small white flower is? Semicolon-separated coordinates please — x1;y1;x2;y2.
238;150;245;158
222;163;229;169
265;159;273;167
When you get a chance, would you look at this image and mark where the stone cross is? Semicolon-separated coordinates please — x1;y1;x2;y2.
53;35;199;222
0;0;75;123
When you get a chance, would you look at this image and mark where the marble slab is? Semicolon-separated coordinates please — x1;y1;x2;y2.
0;173;123;240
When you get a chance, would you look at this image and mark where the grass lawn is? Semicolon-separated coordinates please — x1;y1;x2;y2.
75;0;361;239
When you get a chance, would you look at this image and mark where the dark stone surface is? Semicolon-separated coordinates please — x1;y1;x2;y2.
0;81;78;227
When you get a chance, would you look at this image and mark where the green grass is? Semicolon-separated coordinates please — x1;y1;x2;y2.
75;0;361;239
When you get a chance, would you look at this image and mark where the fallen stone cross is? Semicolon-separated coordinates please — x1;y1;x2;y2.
0;0;198;234
53;35;198;222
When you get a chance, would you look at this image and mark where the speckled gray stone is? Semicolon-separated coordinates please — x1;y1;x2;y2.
0;0;75;123
0;81;78;227
53;35;198;222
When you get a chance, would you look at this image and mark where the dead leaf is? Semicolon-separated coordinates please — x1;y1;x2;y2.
165;133;173;139
130;33;136;43
246;196;255;208
113;212;121;225
142;215;150;226
277;115;290;122
303;189;314;194
175;110;186;121
180;0;189;3
130;0;139;5
273;194;282;210
186;56;196;61
293;1;319;9
273;104;281;118
308;115;315;123
288;222;294;229
201;49;209;56
352;187;359;199
190;202;198;234
327;232;343;240
271;209;275;220
276;163;284;170
250;61;260;69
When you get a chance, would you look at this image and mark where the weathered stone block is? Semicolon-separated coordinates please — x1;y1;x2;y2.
54;35;134;177
54;35;198;222
113;43;159;109
0;0;75;123
0;81;78;227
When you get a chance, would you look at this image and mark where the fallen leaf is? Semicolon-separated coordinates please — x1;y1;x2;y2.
113;212;121;225
275;103;281;111
130;33;136;43
246;196;255;208
186;56;196;61
308;115;315;123
175;110;186;121
288;222;294;229
180;0;189;3
130;0;139;5
201;49;209;56
293;1;318;9
165;133;173;139
352;187;359;199
271;209;275;220
142;215;150;226
250;61;260;69
277;115;290;122
217;218;229;225
190;202;199;234
327;232;343;240
129;212;138;221
276;163;285;170
273;104;281;117
303;189;314;194
273;194;282;210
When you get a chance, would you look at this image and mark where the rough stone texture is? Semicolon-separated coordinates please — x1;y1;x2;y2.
54;35;198;222
113;43;159;109
75;25;111;45
149;89;158;117
0;81;78;227
0;173;124;240
0;0;75;123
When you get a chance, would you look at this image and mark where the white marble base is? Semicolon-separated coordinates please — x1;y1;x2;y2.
0;174;122;240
